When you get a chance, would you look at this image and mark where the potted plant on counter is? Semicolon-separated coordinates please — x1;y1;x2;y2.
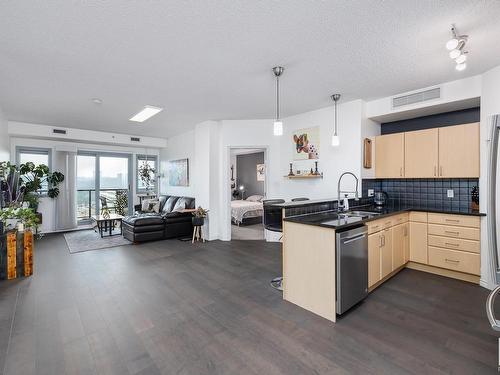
192;206;209;227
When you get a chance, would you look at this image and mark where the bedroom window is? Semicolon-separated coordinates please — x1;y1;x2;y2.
136;155;157;193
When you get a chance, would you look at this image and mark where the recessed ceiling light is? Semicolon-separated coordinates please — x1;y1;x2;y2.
91;98;103;105
129;105;163;122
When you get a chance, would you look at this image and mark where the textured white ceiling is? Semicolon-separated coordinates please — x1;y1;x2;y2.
1;1;499;138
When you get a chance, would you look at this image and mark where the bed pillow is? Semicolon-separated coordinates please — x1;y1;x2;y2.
246;195;263;202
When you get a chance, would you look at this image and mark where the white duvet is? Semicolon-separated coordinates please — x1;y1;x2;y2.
231;200;263;224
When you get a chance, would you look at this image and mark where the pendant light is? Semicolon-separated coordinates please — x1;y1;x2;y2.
331;94;341;146
272;66;284;136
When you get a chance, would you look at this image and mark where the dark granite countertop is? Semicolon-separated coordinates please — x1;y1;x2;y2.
283;204;485;230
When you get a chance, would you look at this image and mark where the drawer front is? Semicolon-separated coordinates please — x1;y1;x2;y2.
367;219;384;234
392;213;409;225
409;211;428;223
428;235;480;254
428;246;480;275
428;213;480;228
428;224;480;241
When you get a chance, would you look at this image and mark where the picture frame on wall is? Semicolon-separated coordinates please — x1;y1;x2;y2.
292;126;320;160
256;164;265;181
168;158;189;186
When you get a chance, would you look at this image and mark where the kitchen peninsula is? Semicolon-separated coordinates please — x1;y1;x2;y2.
279;200;485;323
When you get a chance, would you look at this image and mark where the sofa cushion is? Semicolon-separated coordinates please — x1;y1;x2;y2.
123;213;164;226
172;197;194;212
158;195;169;211
163;212;192;224
161;196;179;213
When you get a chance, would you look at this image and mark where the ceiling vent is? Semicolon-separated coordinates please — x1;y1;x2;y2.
392;87;441;109
130;137;141;142
52;128;67;135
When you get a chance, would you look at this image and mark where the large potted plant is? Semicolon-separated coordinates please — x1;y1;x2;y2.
0;161;65;211
138;161;156;192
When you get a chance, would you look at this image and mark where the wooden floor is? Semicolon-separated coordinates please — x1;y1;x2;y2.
0;234;498;375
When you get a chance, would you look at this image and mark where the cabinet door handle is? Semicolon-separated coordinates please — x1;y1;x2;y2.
445;258;460;263
445;230;460;236
434;166;437;176
379;235;383;247
382;235;386;246
445;219;460;223
400;167;403;177
440;166;443;176
445;242;460;247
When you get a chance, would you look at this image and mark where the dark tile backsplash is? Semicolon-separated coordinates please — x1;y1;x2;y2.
362;178;479;211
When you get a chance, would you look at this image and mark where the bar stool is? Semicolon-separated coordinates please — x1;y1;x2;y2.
263;199;285;291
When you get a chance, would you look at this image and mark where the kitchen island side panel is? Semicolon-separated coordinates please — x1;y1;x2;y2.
283;221;336;322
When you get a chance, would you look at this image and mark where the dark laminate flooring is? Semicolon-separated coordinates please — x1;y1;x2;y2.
0;234;498;374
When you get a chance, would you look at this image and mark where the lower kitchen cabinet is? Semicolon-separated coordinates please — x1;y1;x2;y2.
368;232;382;288
410;221;428;263
393;223;409;269
381;228;393;278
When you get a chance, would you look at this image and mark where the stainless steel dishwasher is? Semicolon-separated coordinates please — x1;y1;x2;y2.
336;225;368;315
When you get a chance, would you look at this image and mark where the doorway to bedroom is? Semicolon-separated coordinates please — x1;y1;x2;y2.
229;148;267;240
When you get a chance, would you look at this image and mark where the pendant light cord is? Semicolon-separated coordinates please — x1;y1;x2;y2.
334;99;337;136
276;75;280;120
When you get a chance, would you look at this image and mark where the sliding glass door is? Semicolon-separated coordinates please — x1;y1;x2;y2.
76;152;132;223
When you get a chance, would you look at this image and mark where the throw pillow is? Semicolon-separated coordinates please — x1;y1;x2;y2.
246;195;263;202
142;199;160;213
173;201;186;212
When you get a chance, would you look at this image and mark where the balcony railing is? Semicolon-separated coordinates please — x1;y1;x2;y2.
77;189;129;221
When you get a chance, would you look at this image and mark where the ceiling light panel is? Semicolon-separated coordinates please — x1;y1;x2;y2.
129;105;163;122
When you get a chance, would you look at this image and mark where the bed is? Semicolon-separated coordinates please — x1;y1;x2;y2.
231;196;264;225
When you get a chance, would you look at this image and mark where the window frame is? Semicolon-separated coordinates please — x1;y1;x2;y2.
15;146;52;195
136;154;158;194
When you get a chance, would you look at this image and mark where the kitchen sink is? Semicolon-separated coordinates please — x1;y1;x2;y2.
342;210;381;218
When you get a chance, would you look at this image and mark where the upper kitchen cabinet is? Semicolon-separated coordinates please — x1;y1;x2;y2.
438;123;480;178
375;133;405;178
405;128;439;178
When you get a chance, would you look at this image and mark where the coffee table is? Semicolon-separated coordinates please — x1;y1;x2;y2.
91;214;124;238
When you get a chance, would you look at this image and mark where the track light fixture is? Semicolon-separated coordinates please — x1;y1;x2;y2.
445;25;469;71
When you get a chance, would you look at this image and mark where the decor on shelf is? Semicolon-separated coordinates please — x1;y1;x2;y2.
293;127;320;160
363;138;373;168
192;206;208;243
314;161;320;175
272;66;285;136
256;164;265;181
471;185;479;211
288;163;295;177
331;94;341;146
168;158;189;186
445;24;468;71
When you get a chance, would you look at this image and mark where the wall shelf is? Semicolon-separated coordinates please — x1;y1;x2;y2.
284;174;323;179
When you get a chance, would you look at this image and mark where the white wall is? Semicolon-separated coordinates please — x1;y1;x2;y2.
159;129;196;197
0;107;9;161
480;64;500;289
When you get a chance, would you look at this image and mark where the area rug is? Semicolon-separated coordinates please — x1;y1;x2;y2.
64;229;132;253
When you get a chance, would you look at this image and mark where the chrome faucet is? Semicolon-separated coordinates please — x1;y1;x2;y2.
337;172;359;212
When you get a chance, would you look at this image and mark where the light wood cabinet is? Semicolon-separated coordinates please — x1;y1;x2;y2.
374;123;480;179
393;223;409;269
375;133;405;178
404;128;439;178
381;228;393;278
438;123;480;178
428;246;480;275
368;232;382;288
409;221;428;264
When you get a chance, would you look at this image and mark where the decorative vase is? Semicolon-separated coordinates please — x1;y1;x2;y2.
192;217;205;226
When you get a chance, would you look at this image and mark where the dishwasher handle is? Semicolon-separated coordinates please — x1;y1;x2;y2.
342;233;366;245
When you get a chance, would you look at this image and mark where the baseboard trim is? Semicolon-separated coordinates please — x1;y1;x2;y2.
406;262;480;284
